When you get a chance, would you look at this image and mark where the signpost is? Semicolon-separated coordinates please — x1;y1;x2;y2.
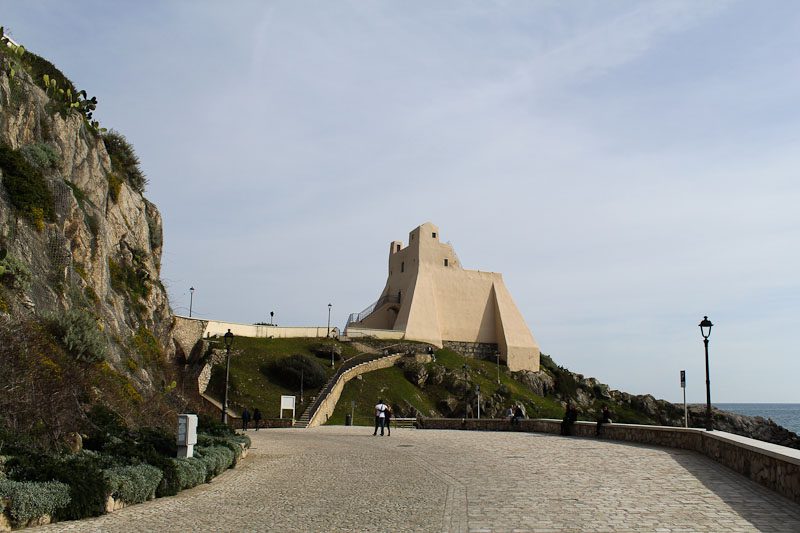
680;370;687;428
280;395;296;420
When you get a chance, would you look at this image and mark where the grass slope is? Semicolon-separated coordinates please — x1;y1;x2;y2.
205;337;359;418
329;348;567;426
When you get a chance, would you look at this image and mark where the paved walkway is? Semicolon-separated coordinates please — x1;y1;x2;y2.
34;426;800;532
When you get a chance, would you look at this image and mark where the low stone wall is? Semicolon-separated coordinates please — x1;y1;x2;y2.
417;418;800;505
308;354;403;428
443;341;498;360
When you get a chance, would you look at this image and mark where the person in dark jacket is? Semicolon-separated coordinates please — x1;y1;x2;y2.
561;403;578;436
596;405;612;436
384;405;392;436
252;408;262;431
241;408;251;431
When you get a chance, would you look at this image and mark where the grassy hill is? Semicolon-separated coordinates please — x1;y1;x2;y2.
211;337;653;426
203;337;360;418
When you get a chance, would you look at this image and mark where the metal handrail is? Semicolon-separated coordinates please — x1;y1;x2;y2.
346;294;401;326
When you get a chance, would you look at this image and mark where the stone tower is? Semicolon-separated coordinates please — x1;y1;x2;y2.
346;222;540;371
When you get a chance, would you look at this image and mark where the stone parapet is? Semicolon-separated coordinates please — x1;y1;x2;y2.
417;418;800;505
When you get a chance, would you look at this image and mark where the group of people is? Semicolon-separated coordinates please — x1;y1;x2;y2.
240;407;262;431
373;399;392;436
561;403;612;436
506;404;525;425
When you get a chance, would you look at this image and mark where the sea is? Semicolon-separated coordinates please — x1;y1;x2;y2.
716;403;800;435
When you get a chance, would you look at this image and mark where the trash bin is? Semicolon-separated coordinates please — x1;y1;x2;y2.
345;414;352;426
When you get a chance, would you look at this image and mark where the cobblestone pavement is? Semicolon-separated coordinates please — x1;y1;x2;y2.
33;427;800;532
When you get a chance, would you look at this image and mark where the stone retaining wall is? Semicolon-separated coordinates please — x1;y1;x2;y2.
308;354;403;428
442;341;498;360
417;418;800;505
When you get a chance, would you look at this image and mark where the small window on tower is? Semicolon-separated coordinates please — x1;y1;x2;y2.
401;262;405;273
432;232;437;238
444;259;449;267
396;244;401;252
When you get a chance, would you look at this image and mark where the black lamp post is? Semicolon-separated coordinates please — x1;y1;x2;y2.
462;364;469;417
189;287;195;317
328;303;334;367
699;316;714;431
222;329;234;424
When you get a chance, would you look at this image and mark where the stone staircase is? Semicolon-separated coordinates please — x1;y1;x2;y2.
295;342;405;428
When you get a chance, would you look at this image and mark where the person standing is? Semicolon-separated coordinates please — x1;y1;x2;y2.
384;405;392;437
241;408;251;431
253;408;262;431
373;399;388;436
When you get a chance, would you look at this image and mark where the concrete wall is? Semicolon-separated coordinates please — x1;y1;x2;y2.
343;327;405;341
307;354;403;428
175;315;337;340
416;418;800;505
349;222;540;371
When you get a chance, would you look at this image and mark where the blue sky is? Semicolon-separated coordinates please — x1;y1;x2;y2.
3;1;799;403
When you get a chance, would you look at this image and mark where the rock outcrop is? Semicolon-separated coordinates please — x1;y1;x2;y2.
0;64;172;385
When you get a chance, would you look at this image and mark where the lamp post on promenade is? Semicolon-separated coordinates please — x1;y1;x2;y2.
462;364;468;417
222;329;234;424
189;287;194;317
699;316;714;431
270;311;274;325
328;303;334;367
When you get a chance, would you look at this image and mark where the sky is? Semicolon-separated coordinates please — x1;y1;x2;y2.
3;1;799;403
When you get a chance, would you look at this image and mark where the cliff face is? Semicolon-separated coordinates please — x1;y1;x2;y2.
0;66;172;387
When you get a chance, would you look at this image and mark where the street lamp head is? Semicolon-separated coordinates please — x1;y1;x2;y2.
699;316;713;339
224;329;234;348
328;303;332;309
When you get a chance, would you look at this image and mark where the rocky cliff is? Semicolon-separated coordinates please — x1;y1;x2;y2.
0;40;173;392
516;355;800;449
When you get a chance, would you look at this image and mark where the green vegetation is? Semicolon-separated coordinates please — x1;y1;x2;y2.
0;143;55;228
329;348;566;425
108;254;150;316
0;251;32;292
103;131;146;194
19;142;60;171
49;308;107;363
206;336;359;418
131;327;163;367
1;27;103;134
104;464;162;505
0;480;71;525
266;353;327;388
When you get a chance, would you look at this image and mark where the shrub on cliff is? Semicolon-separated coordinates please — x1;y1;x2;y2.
103;131;146;194
50;308;107;363
0;143;55;227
